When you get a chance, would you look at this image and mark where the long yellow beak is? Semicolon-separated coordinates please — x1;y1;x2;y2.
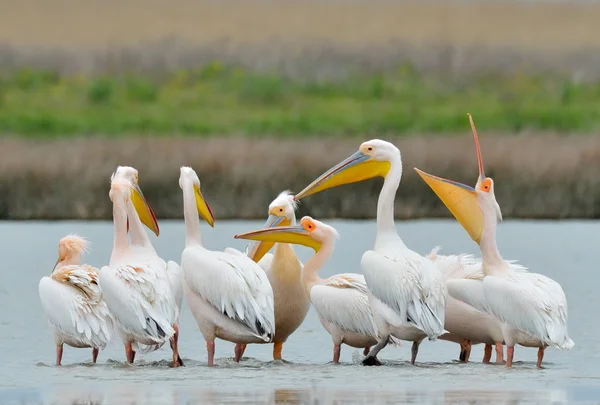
235;226;321;252
294;151;391;201
414;168;484;244
131;183;160;236
245;215;291;262
194;185;215;227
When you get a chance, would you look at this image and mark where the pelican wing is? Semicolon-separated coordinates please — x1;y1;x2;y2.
226;246;275;273
182;248;275;341
98;262;176;345
446;278;489;312
310;273;377;337
361;250;446;338
40;266;113;348
483;273;574;349
427;247;483;280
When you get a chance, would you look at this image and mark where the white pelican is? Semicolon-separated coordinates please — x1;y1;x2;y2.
39;235;113;366
178;166;275;366
98;175;180;366
235;216;398;364
113;166;184;365
233;191;310;362
415;113;574;368
293;140;447;365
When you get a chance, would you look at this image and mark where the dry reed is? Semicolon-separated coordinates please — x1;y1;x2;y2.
2;134;600;220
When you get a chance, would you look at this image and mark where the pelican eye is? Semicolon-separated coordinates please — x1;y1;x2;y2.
479;178;492;193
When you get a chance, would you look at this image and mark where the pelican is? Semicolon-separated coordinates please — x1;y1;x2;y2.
293;140;447;365
235;216;397;364
233;191;310;362
113;166;184;365
39;235;113;366
98;175;180;366
415;113;574;368
178;166;275;366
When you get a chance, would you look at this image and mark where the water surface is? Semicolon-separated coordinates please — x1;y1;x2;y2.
1;220;598;404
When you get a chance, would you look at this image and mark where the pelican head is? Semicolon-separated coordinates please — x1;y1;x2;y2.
53;234;90;272
414;114;502;244
294;139;398;201
179;166;215;227
109;174;134;203
114;165;160;236
246;190;299;262
235;216;338;253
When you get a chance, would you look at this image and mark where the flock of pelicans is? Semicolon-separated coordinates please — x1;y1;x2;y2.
39;114;573;370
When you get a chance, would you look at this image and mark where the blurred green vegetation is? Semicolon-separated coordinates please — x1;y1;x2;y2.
1;62;600;137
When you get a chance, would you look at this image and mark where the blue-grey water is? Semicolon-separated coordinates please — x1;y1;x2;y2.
0;219;598;405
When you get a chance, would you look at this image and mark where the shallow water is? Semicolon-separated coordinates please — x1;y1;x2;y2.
1;219;598;404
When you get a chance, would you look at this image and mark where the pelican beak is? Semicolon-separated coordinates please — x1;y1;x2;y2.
194;185;215;227
235;226;321;252
294;151;391;200
131;183;160;236
414;168;484;244
245;215;291;262
51;257;60;274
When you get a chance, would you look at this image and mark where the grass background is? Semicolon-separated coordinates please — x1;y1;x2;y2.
2;66;600;136
2;0;600;219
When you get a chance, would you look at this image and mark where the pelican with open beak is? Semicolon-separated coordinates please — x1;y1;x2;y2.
235;216;396;364
415;113;574;368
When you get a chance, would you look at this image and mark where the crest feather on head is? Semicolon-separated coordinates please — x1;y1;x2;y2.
270;190;299;211
58;234;90;255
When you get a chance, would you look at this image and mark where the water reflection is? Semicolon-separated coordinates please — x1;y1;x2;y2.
1;386;587;405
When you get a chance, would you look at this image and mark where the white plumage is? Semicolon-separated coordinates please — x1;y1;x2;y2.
178;166;275;366
39;235;113;365
98;173;178;365
311;273;377;339
182;248;275;341
414;113;573;368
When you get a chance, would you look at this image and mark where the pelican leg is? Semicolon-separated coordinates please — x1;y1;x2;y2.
362;337;388;366
273;342;283;360
234;343;246;362
459;339;471;362
410;341;421;365
506;346;514;368
363;347;370;356
169;323;184;367
495;342;505;364
206;340;216;367
55;344;63;366
482;344;492;363
333;344;341;364
92;347;99;363
536;347;545;369
125;343;135;364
